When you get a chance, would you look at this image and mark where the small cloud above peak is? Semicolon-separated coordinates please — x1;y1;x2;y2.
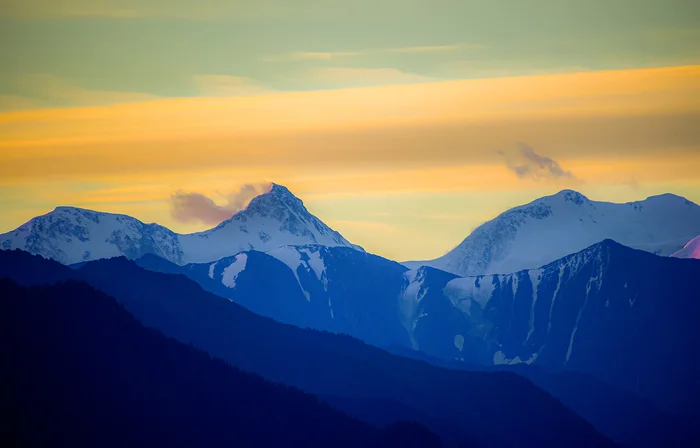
170;183;271;225
500;143;582;183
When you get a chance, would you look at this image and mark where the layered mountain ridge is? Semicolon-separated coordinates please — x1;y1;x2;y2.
136;244;411;349
130;239;700;421
0;249;622;448
408;239;700;416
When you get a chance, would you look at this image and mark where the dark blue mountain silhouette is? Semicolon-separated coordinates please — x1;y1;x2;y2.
1;279;440;448
135;240;700;427
461;239;700;419
1;249;617;448
138;246;411;348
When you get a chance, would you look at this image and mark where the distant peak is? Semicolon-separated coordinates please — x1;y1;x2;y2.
589;238;648;256
249;182;300;203
268;183;294;197
50;206;135;220
236;182;306;217
49;206;105;218
54;205;89;212
597;238;621;248
553;189;589;205
643;192;693;204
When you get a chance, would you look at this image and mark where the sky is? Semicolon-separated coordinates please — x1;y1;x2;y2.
1;0;699;261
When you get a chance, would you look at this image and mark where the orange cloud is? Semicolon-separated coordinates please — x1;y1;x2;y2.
1;65;699;257
2;65;698;143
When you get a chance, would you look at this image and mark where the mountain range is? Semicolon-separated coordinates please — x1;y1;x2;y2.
3;183;700;447
130;238;700;422
0;183;358;265
405;190;700;276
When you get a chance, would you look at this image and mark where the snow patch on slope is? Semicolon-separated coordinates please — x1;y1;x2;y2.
399;269;429;349
525;269;542;342
267;246;311;301
454;334;465;351
221;254;248;288
443;275;496;314
208;261;218;279
305;249;328;290
494;350;539;366
267;245;332;302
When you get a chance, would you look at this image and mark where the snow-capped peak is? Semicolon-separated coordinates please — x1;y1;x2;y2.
407;191;700;276
0;206;182;265
553;189;590;205
0;183;361;265
180;184;362;263
205;183;302;231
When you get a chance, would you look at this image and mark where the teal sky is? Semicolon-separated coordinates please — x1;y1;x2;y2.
2;0;699;108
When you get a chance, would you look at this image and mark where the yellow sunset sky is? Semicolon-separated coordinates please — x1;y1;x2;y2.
2;1;700;260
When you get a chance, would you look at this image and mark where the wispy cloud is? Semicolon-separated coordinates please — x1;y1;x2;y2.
384;44;481;54
263;44;478;62
499;143;581;182
263;51;361;62
299;67;436;88
193;75;277;97
170;183;271;225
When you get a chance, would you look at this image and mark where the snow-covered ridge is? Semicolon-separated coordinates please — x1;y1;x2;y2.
179;184;362;263
0;183;361;265
671;235;700;259
407;189;700;276
0;206;184;265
